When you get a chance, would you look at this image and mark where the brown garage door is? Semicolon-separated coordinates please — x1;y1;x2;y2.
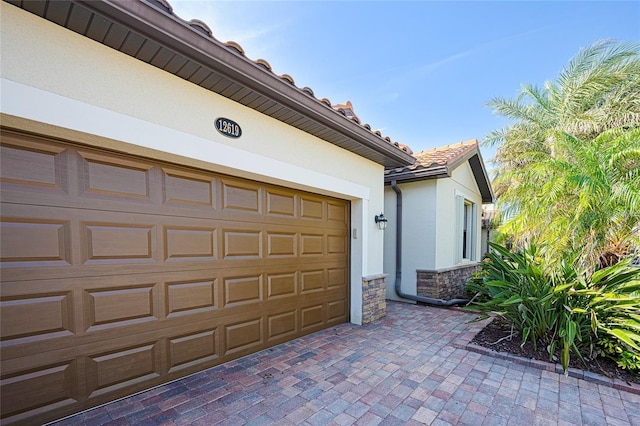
0;129;349;425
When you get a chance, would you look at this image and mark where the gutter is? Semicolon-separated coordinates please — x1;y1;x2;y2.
390;180;469;307
384;165;449;184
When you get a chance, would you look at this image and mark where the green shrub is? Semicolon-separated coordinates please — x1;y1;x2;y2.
574;260;640;373
466;242;640;373
597;337;640;372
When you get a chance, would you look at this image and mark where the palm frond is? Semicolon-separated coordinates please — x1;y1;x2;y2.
487;40;640;271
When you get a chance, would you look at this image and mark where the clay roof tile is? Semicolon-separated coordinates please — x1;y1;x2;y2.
412;139;478;168
150;0;173;13
279;74;295;85
254;59;272;71
188;19;212;37
385;139;478;178
224;41;245;56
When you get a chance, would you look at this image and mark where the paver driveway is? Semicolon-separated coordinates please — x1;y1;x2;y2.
51;302;640;425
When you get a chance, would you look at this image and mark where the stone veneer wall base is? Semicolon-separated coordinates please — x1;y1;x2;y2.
417;264;481;300
361;274;387;324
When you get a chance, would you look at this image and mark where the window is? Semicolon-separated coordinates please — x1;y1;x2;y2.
462;201;472;260
456;195;477;262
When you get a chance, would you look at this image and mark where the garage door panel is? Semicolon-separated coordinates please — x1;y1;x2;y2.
0;134;69;194
266;190;296;217
223;274;263;308
328;267;347;290
266;231;297;257
164;226;217;262
267;309;298;342
300;233;324;256
84;283;158;333
223;229;262;259
162;167;217;209
301;269;325;293
77;150;153;201
301;304;324;331
3;271;220;337
300;196;324;220
1;292;75;345
0;217;72;268
166;279;218;318
85;341;161;398
221;179;262;214
0;360;78;423
0;194;221;225
328;299;347;323
0;132;349;425
83;223;156;265
327;201;348;223
2;279;162;359
224;317;263;355
167;328;219;374
328;234;347;255
266;272;297;299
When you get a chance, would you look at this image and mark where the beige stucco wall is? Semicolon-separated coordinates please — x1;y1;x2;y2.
383;161;484;300
383;181;436;301
435;162;483;268
0;2;387;324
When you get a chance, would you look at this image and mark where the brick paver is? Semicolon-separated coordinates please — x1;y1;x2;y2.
51;302;640;425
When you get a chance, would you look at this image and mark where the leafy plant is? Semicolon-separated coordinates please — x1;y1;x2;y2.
466;243;566;351
466;242;640;373
571;258;640;368
597;337;640;371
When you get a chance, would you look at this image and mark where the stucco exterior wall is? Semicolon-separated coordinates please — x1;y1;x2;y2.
435;162;483;268
383;180;437;301
383;161;484;300
0;3;386;324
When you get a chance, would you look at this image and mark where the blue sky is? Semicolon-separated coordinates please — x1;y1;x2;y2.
169;1;639;167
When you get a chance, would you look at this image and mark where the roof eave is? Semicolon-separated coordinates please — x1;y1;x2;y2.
385;147;495;203
67;0;415;168
384;166;449;184
433;144;495;203
467;152;495;203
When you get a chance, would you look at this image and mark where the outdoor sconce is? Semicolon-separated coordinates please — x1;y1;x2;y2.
375;213;388;230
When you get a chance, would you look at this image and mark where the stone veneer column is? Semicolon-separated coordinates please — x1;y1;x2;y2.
361;274;387;324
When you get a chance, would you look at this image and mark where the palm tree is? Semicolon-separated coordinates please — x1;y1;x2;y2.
498;127;640;271
485;40;640;271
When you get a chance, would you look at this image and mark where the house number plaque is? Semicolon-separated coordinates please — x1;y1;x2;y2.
215;117;242;138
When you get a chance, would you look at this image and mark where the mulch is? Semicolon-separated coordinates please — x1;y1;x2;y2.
471;315;639;386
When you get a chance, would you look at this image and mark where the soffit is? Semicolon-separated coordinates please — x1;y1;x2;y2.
6;0;415;168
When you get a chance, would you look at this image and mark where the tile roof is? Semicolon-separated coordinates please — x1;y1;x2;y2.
414;139;478;167
385;139;495;203
331;101;414;154
332;101;359;122
386;139;478;177
149;0;412;155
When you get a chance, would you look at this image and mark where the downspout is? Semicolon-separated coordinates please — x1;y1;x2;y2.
390;180;468;307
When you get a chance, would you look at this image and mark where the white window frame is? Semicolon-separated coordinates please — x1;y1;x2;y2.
455;195;477;263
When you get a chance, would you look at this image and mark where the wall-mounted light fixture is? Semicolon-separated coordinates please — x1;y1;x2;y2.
375;213;388;230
